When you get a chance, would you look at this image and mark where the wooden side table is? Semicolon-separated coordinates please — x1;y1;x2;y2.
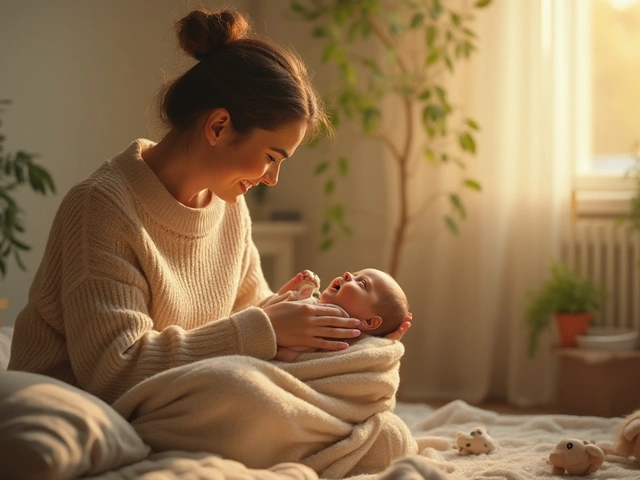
555;348;640;417
252;221;306;290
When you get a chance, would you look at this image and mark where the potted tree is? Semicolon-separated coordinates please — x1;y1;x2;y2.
0;100;56;311
290;0;492;277
525;260;603;358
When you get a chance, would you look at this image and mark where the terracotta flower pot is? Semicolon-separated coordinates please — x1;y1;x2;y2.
554;312;592;347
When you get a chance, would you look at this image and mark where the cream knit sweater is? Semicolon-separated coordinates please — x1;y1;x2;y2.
8;139;276;403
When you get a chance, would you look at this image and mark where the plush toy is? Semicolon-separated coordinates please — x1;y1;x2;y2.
613;409;640;463
548;438;604;475
456;427;497;455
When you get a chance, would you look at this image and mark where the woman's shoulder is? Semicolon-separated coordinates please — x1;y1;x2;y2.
54;141;152;228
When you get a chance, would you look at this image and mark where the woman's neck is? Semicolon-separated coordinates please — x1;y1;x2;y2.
141;130;211;208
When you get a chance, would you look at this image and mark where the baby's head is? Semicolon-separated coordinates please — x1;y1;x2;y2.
319;268;409;337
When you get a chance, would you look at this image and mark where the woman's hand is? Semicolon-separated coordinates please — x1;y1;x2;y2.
264;300;361;351
274;345;315;362
385;312;412;341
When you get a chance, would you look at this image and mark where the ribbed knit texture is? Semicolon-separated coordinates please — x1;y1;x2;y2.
8;139;275;404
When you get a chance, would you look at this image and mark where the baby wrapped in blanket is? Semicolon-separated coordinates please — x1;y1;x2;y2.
112;269;417;479
264;269;412;362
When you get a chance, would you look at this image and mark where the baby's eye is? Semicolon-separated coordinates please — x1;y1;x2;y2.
360;279;366;287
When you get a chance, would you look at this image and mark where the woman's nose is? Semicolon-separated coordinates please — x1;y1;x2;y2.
261;162;281;186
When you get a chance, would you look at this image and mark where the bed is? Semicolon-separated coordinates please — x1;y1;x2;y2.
1;325;639;480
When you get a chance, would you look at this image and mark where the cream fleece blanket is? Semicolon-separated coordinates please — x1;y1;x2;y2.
409;400;640;479
111;336;418;479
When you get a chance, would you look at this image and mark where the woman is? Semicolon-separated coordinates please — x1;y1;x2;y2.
8;8;410;405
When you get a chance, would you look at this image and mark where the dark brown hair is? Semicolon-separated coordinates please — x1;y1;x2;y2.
159;8;330;142
372;281;409;337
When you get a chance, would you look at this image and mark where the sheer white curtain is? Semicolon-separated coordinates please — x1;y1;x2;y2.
398;0;582;406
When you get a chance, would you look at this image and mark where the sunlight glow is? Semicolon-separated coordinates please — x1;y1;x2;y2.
606;0;639;10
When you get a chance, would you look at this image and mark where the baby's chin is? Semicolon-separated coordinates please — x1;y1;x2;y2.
319;291;331;304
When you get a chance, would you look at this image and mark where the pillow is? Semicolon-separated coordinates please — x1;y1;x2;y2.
0;326;13;370
0;371;150;480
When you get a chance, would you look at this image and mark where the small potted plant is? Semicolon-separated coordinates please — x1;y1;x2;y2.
0;100;56;278
525;260;603;358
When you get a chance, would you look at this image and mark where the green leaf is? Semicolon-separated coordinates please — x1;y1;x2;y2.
426;48;441;65
338;156;349;176
463;28;477;38
426;25;437;47
325;179;336;195
466;119;480;130
410;12;424;28
464;179;482;191
459;132;476;153
475;0;492;7
418;89;431;100
319;237;334;252
362;107;381;133
291;0;305;14
315;161;329;175
9;236;30;251
444;55;453;72
445;216;459;234
322;43;343;63
424;149;436;164
389;13;403;35
312;26;327;38
330;204;345;221
450;194;466;218
430;2;442;20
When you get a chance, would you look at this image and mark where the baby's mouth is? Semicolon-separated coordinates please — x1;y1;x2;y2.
330;279;341;291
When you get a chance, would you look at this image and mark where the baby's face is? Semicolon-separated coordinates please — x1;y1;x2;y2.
319;268;398;321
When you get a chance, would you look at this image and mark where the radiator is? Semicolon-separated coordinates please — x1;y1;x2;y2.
562;219;640;331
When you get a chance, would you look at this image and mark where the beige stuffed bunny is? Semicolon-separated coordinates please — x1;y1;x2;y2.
456;427;497;455
548;438;604;475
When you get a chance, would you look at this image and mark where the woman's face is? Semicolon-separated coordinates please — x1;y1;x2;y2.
206;117;307;204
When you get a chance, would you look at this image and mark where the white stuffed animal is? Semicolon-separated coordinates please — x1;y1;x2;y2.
456;427;497;455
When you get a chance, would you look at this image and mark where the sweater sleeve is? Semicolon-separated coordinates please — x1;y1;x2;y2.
232;238;274;313
64;276;275;403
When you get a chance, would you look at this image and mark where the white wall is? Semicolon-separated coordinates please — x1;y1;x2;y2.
0;0;247;324
0;0;390;325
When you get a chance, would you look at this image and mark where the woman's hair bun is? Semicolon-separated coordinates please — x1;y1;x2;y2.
176;9;251;61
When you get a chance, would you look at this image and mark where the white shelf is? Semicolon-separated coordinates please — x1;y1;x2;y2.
252;221;307;290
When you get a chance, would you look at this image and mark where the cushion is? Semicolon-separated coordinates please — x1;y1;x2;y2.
0;326;13;370
0;371;150;480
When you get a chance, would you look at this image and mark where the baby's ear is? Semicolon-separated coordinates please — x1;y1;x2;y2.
361;316;383;331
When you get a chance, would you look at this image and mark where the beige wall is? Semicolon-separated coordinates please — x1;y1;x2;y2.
0;0;390;325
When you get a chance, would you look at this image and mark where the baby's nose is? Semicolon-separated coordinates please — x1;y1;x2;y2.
343;272;353;281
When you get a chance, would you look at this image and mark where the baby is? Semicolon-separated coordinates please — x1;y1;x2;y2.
270;268;411;361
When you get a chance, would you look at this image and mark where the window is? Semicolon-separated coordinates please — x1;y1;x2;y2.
574;0;639;216
588;0;640;176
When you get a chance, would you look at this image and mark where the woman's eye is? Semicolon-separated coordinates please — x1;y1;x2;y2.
267;154;276;163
